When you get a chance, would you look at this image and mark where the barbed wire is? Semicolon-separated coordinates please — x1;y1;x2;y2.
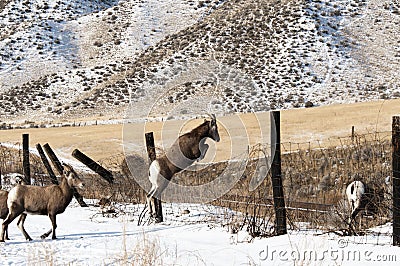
0;130;395;243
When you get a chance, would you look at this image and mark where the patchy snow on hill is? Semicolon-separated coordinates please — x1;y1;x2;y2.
0;0;399;122
0;0;222;121
0;0;117;89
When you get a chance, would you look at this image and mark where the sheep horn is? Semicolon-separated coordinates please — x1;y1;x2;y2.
207;113;216;121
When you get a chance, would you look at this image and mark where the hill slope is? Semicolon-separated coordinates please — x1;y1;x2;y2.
0;0;399;123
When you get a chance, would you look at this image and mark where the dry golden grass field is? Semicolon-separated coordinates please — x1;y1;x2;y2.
0;99;399;162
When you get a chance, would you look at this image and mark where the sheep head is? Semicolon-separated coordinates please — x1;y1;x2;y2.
62;164;85;190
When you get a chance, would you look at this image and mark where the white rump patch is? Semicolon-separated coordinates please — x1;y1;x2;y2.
7;187;19;207
346;181;365;211
148;160;161;186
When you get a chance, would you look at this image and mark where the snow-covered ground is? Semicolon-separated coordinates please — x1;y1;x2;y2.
0;199;398;265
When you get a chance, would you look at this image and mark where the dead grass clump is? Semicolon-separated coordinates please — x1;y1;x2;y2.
123;232;163;266
214;132;392;234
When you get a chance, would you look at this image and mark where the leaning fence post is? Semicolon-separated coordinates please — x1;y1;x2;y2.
72;149;113;184
36;144;58;185
43;143;64;175
393;116;400;246
22;134;31;185
270;111;287;235
43;143;87;207
145;132;163;223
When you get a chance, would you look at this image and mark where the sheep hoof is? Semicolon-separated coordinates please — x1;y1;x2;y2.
154;217;163;223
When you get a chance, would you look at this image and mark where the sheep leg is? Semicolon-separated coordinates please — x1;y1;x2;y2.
4;227;9;240
152;182;168;223
150;197;156;218
348;200;359;223
0;222;7;242
146;186;165;222
147;161;168;222
1;211;22;242
154;197;163;223
146;186;156;218
17;213;32;241
348;210;358;226
48;214;58;239
40;214;57;240
146;197;154;218
2;220;9;240
197;140;209;162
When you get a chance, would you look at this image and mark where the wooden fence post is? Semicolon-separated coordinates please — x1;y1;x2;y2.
72;149;113;184
146;133;157;162
22;134;31;185
43;143;63;175
393;116;400;246
36;144;58;185
270;111;287;235
43;143;87;207
145;132;163;222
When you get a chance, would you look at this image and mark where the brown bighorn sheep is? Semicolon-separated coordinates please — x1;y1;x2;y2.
0;164;85;242
147;114;220;221
0;190;10;240
1;174;25;240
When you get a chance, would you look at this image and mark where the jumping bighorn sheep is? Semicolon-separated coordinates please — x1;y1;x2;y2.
147;114;220;221
346;180;383;225
0;164;85;242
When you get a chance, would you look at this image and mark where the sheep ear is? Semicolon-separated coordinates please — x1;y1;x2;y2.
63;166;72;177
63;169;70;176
62;163;73;172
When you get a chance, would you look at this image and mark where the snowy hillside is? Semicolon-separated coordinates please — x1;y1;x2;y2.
0;0;399;122
0;199;398;265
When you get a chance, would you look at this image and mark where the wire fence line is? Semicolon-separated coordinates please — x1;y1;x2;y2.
0;130;395;240
90;130;393;239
